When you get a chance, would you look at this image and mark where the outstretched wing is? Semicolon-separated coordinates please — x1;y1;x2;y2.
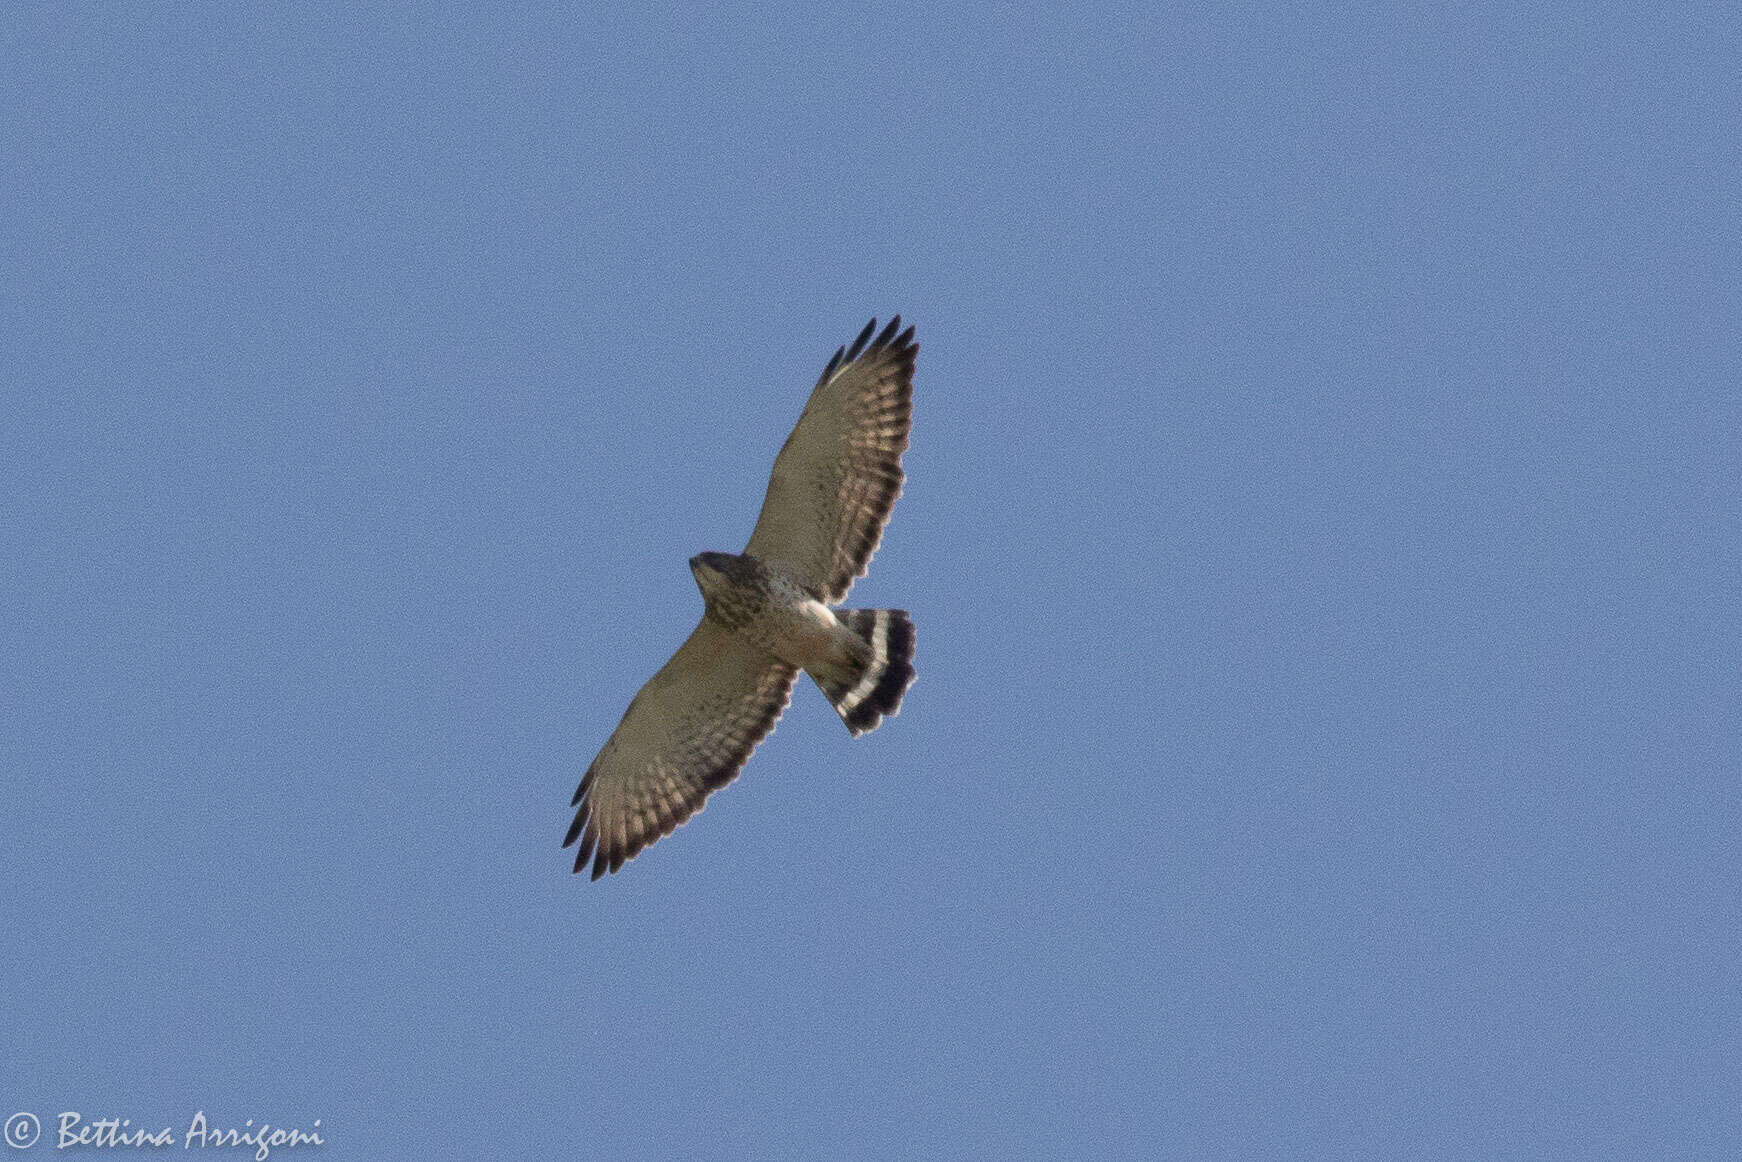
744;317;916;603
564;618;797;879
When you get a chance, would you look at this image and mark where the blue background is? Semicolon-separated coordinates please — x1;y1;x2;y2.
3;5;1736;1159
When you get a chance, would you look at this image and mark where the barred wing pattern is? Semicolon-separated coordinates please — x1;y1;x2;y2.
744;317;917;603
563;619;797;880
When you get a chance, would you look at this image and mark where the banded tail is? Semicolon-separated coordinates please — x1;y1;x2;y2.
812;609;916;737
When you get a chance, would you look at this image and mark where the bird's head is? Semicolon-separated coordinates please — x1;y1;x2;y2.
689;551;738;598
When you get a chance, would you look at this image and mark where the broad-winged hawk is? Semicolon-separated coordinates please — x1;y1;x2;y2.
564;318;918;879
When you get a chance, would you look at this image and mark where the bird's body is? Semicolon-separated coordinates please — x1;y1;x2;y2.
564;318;919;879
689;551;840;664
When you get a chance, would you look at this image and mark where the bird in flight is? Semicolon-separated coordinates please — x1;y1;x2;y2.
564;317;919;879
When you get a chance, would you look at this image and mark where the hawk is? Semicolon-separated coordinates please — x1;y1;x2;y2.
564;317;919;879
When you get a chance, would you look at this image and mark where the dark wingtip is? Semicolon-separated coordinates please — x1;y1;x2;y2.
823;316;917;382
845;318;878;362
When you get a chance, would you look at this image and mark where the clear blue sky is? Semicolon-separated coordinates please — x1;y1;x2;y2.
3;5;1735;1159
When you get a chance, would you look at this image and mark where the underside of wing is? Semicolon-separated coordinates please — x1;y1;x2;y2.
564;618;797;880
744;317;917;602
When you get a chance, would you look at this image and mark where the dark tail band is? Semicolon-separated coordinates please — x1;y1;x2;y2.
816;609;916;736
